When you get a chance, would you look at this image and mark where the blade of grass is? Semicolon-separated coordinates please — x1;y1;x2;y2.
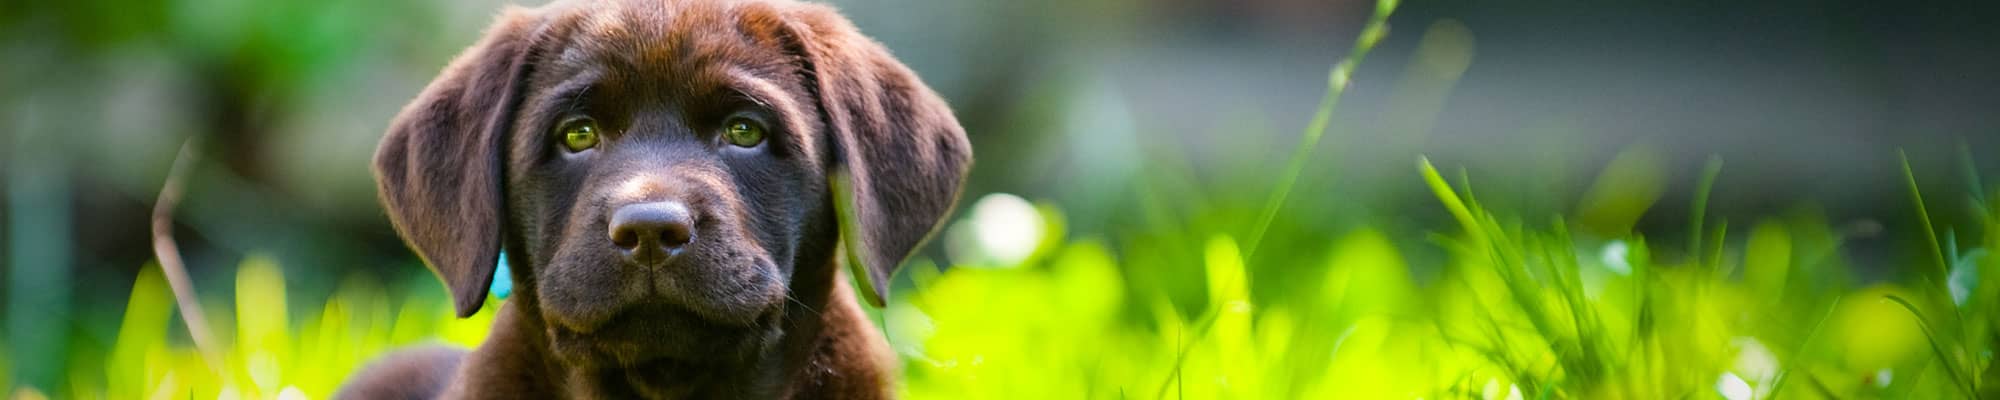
1458;167;1481;216
1422;157;1480;239
1903;150;1952;285
1767;296;1841;399
1151;2;1400;397
1900;150;1984;396
1689;156;1723;257
1884;294;1979;398
1240;0;1399;259
1706;220;1729;277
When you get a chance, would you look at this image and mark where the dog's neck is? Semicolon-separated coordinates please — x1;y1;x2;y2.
449;259;885;399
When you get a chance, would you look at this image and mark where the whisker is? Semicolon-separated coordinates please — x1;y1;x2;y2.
757;267;820;316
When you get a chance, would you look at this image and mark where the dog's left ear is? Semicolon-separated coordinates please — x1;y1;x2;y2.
773;4;973;306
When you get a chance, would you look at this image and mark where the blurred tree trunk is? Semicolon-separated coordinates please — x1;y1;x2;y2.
5;113;74;393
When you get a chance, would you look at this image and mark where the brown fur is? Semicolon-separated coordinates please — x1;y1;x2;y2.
344;0;971;398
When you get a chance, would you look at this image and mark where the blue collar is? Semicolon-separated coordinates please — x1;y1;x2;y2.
491;251;514;299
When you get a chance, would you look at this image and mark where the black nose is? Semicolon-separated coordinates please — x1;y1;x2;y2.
608;201;695;263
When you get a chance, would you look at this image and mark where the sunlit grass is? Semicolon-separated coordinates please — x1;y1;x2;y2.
887;154;1998;399
55;257;493;399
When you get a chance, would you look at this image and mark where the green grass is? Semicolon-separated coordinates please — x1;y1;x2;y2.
40;256;495;399
15;0;2000;397
885;156;1999;399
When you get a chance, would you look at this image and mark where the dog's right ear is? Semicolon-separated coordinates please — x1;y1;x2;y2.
374;7;544;318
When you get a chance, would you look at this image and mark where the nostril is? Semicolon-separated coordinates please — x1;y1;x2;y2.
660;222;694;248
608;201;696;256
610;226;641;249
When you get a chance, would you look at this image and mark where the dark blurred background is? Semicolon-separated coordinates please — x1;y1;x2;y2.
2;0;1996;392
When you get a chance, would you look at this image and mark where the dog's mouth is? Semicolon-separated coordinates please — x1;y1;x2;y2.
546;301;784;368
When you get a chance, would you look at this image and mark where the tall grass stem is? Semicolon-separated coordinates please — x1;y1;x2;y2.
1241;0;1399;259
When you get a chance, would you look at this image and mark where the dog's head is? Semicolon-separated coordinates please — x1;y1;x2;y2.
373;0;969;372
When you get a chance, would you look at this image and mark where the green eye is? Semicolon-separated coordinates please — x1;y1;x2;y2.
724;117;765;148
559;117;599;152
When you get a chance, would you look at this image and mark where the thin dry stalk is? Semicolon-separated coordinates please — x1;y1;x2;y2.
150;140;224;374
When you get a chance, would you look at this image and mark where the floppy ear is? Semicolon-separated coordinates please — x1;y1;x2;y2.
780;5;973;306
374;8;544;318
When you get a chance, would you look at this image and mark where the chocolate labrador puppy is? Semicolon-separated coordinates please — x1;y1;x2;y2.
338;0;970;398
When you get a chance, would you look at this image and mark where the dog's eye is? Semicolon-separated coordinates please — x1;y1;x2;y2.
559;117;600;152
723;117;765;148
